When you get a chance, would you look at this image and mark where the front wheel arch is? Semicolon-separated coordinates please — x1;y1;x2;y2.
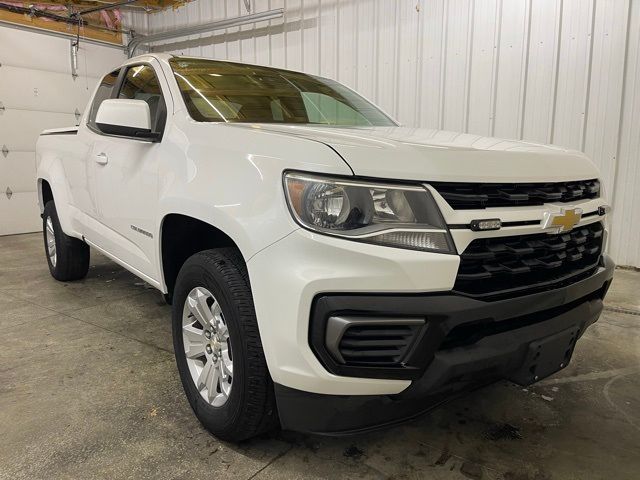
160;214;242;303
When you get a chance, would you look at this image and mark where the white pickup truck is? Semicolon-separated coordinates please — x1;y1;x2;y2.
36;53;614;441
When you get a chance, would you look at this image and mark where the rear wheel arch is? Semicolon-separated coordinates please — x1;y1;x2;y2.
160;214;243;302
38;178;54;213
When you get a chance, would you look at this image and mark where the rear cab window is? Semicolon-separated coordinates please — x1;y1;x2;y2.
87;69;120;129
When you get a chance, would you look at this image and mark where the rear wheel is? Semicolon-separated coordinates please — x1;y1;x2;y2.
42;201;90;281
172;248;277;441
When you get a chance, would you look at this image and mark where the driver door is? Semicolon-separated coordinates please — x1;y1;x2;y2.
86;62;168;285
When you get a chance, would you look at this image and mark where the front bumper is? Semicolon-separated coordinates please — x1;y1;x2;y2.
275;254;614;435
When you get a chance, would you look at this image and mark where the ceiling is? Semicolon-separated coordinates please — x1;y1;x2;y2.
29;1;190;12
0;1;193;44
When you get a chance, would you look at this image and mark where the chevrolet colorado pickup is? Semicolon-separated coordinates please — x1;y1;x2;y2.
36;54;614;441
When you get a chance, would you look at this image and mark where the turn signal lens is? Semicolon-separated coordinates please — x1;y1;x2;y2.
470;219;502;231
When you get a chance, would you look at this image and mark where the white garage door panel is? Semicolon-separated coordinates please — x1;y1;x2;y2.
0;191;41;236
0;109;77;152
0;28;125;78
0;27;125;236
0;65;96;114
0;151;37;193
0;29;71;73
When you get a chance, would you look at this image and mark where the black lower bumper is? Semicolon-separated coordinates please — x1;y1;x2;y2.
275;255;614;435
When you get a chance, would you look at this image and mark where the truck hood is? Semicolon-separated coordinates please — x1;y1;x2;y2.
240;125;600;183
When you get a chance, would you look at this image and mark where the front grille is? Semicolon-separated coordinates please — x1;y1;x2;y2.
338;324;422;365
431;179;600;209
455;222;604;298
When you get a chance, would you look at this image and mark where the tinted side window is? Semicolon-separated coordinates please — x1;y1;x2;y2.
88;69;120;128
118;65;166;132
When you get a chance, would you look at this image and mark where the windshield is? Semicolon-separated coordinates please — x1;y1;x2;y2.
169;58;396;126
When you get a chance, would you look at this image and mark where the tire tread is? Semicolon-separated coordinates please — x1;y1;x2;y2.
174;248;277;441
43;201;90;281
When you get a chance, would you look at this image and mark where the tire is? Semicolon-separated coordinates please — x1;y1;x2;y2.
172;248;277;441
43;200;90;281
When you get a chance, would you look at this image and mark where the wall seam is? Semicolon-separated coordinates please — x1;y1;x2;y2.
489;0;503;137
517;0;533;140
548;0;564;145
463;0;475;133
579;0;597;152
414;0;425;127
438;0;448;129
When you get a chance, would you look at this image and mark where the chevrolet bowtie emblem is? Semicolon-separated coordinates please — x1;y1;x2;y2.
542;208;583;233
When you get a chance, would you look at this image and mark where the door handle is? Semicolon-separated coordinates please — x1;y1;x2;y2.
95;152;108;165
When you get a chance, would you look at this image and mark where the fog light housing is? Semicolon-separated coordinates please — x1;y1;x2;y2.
325;316;426;365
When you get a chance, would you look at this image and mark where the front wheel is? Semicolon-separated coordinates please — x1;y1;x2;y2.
42;201;90;281
172;248;277;441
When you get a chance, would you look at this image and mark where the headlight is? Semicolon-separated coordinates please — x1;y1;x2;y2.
283;172;455;253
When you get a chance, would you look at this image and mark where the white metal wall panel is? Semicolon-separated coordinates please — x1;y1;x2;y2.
492;0;529;139
396;1;420;124
583;0;629;200
301;0;320;75
129;0;640;266
375;0;397;116
270;0;287;69
285;0;303;72
225;0;242;61
354;0;375;99
254;0;273;67
467;0;499;136
442;0;472;132
521;0;561;144
610;0;640;267
417;0;445;128
0;26;125;236
551;0;593;150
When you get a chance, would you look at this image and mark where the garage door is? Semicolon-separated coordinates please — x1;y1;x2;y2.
0;26;124;236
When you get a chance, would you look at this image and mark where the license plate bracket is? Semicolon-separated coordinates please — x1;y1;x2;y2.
509;325;580;386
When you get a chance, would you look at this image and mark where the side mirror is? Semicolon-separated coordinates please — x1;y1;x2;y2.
95;99;160;141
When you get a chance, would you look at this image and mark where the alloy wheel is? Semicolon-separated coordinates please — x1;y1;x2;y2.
182;287;233;406
45;216;57;267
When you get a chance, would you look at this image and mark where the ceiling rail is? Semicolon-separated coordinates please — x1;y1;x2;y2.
127;8;284;57
0;19;125;50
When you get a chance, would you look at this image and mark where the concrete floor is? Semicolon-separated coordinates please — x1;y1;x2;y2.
1;233;639;480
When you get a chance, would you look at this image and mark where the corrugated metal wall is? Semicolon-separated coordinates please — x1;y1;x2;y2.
128;0;640;267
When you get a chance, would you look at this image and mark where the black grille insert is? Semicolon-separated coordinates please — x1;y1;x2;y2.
431;179;600;209
455;222;604;298
339;324;418;364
